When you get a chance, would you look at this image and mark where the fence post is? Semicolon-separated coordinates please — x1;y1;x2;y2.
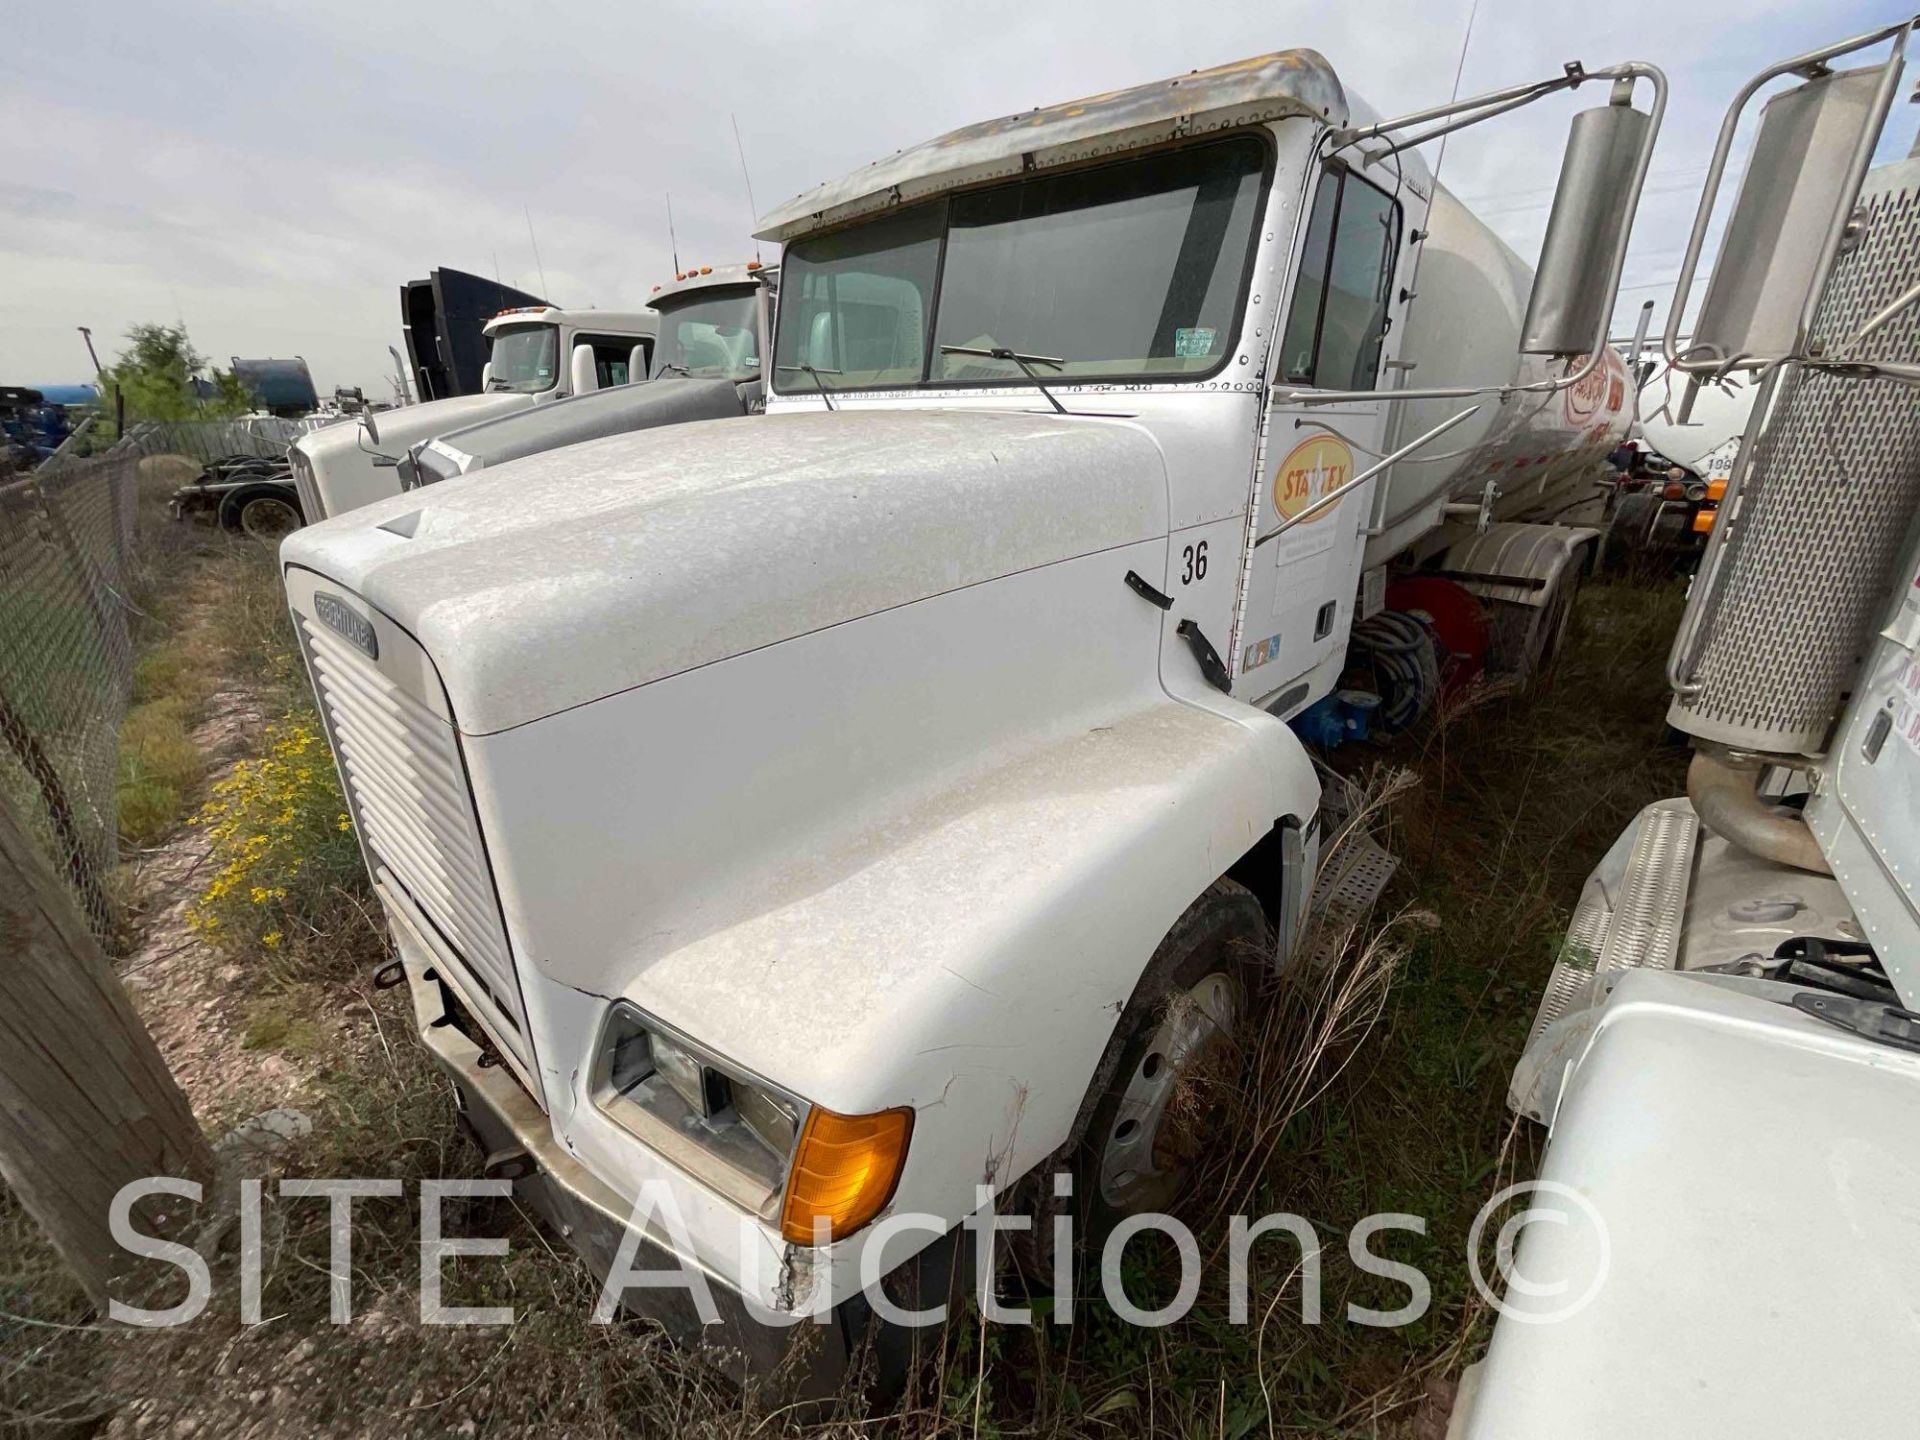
0;790;213;1308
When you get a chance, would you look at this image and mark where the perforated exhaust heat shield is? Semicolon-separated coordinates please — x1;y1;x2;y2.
1669;161;1920;755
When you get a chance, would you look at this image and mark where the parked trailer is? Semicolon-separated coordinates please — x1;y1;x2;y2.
282;47;1662;1383
402;263;775;490
292;302;658;520
1452;19;1920;1438
1604;368;1758;563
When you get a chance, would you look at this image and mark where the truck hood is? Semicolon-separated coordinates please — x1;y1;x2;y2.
297;391;531;464
294;391;535;518
417;375;752;483
283;409;1168;733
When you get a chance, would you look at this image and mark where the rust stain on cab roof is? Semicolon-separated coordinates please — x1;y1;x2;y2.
756;48;1346;243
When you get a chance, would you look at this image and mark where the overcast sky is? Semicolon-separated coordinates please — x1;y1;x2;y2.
4;0;1914;393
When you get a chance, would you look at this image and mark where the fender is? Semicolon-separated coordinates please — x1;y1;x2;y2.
541;691;1319;1304
1438;519;1600;610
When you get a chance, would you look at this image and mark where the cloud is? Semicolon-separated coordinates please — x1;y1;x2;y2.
3;0;1914;388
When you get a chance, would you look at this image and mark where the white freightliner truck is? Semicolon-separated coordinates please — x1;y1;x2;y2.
281;49;1663;1376
1453;19;1920;1437
290;303;657;521
402;263;774;490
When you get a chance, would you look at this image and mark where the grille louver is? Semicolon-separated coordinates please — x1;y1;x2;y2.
298;615;533;1072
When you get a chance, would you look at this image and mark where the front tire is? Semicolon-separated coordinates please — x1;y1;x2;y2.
1076;880;1268;1232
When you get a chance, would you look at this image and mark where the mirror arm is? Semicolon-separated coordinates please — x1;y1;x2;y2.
1281;60;1666;409
1662;16;1918;374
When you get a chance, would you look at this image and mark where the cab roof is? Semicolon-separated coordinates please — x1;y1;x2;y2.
481;306;657;335
646;261;775;309
755;48;1349;243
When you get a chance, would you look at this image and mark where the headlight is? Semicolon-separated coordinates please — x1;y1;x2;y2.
593;1004;802;1212
591;1002;910;1242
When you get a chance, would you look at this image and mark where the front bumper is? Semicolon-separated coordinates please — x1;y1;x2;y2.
392;945;854;1386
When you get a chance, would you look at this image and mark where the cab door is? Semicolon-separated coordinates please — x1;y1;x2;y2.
1233;160;1421;710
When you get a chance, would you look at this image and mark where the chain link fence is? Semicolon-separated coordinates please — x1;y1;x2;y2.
0;430;169;935
2;413;348;935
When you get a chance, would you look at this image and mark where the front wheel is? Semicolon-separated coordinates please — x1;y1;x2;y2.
1076;880;1267;1232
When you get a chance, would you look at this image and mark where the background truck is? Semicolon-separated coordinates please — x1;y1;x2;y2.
282;46;1662;1380
290;301;657;521
401;262;774;490
1603;367;1757;565
1453;19;1920;1437
400;266;546;401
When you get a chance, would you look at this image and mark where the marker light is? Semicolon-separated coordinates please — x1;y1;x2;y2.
779;1105;913;1243
1706;477;1728;501
1693;508;1716;533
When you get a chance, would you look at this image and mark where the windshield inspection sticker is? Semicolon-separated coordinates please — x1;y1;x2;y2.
1174;327;1217;358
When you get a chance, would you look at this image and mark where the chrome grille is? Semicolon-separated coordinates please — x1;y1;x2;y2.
290;447;324;523
1672;164;1920;753
298;616;531;1061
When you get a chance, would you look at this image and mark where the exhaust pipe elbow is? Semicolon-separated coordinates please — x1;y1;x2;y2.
1686;749;1831;875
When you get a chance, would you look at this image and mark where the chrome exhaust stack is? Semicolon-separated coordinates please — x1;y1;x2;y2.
1685;747;1830;875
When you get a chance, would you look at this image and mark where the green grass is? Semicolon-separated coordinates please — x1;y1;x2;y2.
115;694;205;846
239;987;331;1057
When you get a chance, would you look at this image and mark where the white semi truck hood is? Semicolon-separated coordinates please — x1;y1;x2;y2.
1465;969;1920;1438
293;391;531;518
282;408;1170;734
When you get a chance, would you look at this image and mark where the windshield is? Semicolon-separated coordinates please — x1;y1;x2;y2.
650;287;761;381
773;134;1269;394
486;323;559;393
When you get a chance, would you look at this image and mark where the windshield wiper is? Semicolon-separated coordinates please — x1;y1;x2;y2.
776;363;840;412
653;361;691;378
938;345;1070;416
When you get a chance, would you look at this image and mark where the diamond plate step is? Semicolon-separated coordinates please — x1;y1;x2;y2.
1526;798;1700;1045
1309;829;1400;927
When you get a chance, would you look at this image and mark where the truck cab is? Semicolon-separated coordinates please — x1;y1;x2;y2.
290;303;656;520
758;79;1633;719
282;47;1656;1381
405;264;773;489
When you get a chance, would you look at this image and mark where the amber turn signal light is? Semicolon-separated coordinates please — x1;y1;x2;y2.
779;1105;913;1244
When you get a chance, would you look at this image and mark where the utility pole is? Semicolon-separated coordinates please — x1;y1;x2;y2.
0;793;212;1308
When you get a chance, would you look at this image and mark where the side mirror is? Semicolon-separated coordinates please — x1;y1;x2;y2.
480;361;492;391
570;343;598;396
1521;84;1653;355
360;411;381;448
629;344;649;383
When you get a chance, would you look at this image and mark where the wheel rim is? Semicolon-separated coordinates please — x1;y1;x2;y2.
1097;970;1244;1213
240;495;300;540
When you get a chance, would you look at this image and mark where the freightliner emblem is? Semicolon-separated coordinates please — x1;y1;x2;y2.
313;592;378;661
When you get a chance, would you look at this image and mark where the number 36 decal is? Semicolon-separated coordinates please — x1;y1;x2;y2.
1181;540;1209;585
